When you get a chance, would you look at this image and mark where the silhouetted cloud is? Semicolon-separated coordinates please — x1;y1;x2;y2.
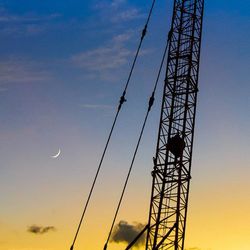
111;220;146;246
27;225;56;234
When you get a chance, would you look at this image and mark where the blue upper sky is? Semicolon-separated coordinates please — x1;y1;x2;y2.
0;0;249;134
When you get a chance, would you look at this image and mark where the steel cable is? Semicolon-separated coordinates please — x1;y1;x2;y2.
69;1;157;249
103;28;172;250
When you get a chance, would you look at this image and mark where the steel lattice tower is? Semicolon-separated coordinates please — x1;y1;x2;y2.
145;0;204;249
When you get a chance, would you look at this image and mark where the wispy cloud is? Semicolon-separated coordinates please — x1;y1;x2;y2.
111;220;146;246
0;87;7;92
27;225;56;234
111;0;126;8
80;104;113;110
111;8;145;23
71;29;152;81
71;31;133;74
93;0;144;23
72;46;131;71
0;58;51;84
112;32;132;43
94;0;125;10
0;9;61;23
0;8;62;36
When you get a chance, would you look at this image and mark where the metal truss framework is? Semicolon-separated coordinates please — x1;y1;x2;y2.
146;0;204;249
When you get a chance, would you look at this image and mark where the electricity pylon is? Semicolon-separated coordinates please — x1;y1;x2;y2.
146;0;204;249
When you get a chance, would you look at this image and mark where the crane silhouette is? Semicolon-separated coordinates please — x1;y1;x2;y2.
70;0;205;249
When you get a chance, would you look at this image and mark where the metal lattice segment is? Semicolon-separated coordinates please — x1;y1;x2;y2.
146;0;204;249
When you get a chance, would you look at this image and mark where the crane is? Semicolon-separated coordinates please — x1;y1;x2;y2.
69;0;205;249
145;0;204;249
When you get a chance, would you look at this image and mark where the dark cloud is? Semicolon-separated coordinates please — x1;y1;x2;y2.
111;220;146;246
27;225;56;234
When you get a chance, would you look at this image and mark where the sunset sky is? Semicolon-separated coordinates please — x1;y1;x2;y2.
0;0;250;250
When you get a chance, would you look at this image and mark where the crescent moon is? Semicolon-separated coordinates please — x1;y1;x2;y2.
52;149;61;158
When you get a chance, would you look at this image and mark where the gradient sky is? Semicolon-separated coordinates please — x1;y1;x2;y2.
0;0;250;250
